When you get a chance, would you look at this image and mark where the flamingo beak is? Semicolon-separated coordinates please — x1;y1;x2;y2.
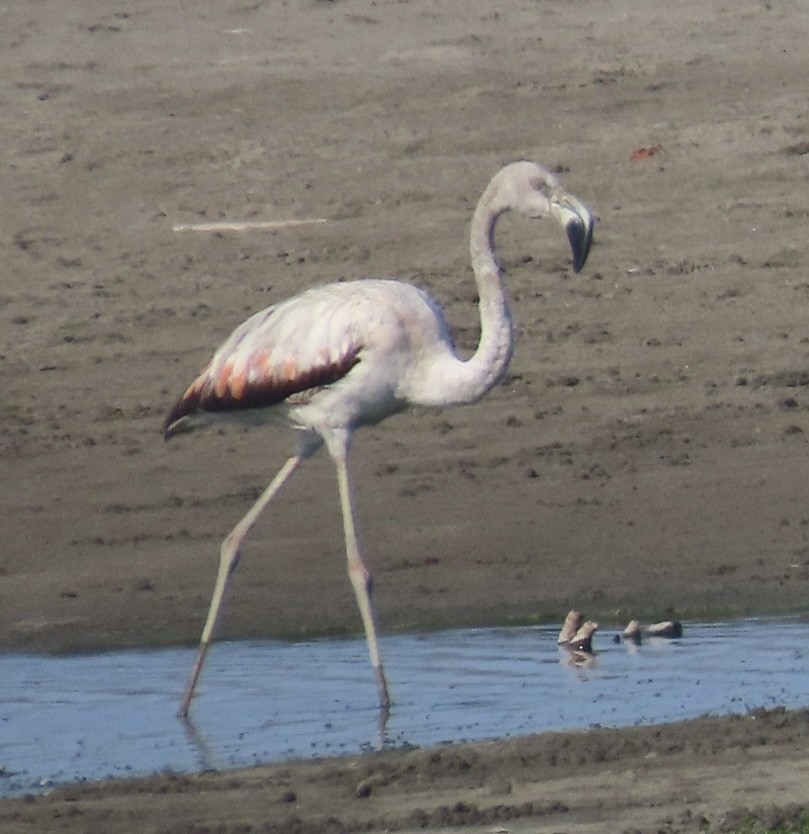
564;200;594;273
551;193;594;273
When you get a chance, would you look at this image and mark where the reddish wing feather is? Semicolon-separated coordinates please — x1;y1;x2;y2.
163;348;361;435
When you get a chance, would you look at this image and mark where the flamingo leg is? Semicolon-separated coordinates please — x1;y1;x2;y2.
179;453;303;717
332;452;391;715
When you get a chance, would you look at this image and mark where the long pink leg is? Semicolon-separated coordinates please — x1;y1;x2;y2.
179;454;303;717
332;451;391;714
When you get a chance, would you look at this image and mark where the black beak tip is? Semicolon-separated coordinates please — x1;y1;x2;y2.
567;217;594;274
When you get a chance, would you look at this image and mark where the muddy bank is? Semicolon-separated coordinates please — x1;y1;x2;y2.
3;708;809;834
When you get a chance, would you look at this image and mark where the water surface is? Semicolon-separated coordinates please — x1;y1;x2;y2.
1;618;807;796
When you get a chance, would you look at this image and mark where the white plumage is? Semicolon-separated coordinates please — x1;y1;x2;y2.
165;160;594;719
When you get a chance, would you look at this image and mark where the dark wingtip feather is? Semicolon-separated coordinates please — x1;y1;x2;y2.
163;393;198;440
163;406;181;440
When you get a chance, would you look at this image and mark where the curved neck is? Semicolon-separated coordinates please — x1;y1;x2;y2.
445;184;515;403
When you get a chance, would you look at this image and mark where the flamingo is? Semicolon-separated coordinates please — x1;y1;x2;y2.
164;160;594;718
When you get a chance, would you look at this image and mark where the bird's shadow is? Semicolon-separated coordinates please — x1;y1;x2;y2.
179;702;392;770
180;713;223;773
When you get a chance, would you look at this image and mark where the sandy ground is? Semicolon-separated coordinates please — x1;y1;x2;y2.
3;0;809;830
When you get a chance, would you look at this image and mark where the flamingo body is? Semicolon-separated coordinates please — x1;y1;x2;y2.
166;279;463;446
165;161;594;719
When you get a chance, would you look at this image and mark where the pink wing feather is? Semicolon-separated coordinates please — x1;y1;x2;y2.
163;291;363;436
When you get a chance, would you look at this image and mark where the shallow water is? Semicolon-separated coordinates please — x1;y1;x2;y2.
1;618;808;796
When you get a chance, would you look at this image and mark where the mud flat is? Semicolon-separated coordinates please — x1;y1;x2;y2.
2;0;809;830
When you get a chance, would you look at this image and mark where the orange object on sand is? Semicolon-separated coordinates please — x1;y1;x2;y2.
631;145;662;160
